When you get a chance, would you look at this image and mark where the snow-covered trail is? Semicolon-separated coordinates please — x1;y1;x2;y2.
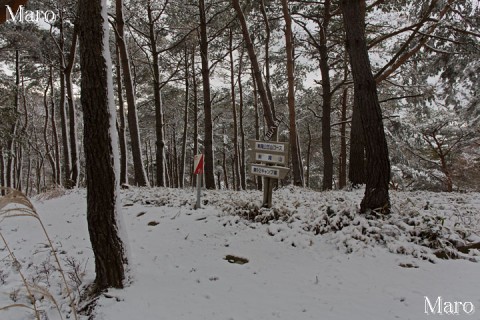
1;188;479;320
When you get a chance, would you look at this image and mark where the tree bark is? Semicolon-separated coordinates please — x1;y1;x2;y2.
78;0;127;290
281;0;303;187
222;126;229;190
318;0;333;190
348;98;366;186
43;80;56;185
0;147;5;192
146;2;167;187
172;125;179;188
180;46;189;189
339;86;348;189
251;65;262;190
341;0;391;213
259;0;276;117
65;29;80;188
229;28;241;191
232;0;275;129
306;124;312;188
58;9;72;188
49;65;62;186
237;46;246;191
6;50;20;189
115;43;128;185
191;50;199;187
116;0;149;187
199;0;216;189
15;141;22;191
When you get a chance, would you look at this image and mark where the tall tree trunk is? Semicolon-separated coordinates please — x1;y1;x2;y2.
346;5;366;188
306;124;312;188
116;0;149;187
222;127;229;190
232;0;275;129
348;97;366;186
191;50;199;187
49;66;61;186
281;0;303;186
66;28;80;187
222;152;228;189
319;0;333;190
251;65;262;190
58;9;72;187
237;46;246;191
115;43;128;185
199;0;215;189
339;87;348;189
78;0;127;290
180;46;189;189
229;28;240;191
15;142;22;191
25;149;31;195
147;2;166;187
0;147;5;191
43;81;56;185
6;50;20;189
341;0;391;213
144;139;151;184
148;139;154;184
59;62;71;187
259;0;276;117
173;125;179;188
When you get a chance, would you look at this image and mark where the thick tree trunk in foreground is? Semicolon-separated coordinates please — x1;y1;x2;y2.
341;0;391;213
78;0;127;290
348;98;366;186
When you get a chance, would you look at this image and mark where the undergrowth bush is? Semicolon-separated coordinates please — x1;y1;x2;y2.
222;193;480;263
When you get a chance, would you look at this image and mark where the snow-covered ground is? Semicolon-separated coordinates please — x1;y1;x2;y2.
1;187;479;320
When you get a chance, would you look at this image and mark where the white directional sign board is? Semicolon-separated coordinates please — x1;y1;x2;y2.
248;151;287;165
248;139;290;208
248;140;288;155
250;164;290;179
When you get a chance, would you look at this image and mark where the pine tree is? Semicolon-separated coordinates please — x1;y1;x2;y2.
77;0;127;290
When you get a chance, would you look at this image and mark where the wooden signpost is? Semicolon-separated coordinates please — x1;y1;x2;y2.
248;139;289;208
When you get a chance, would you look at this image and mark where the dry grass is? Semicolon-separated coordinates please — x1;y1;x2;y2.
0;187;79;320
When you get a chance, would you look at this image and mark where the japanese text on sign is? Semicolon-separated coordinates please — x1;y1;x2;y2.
252;166;279;178
255;142;285;153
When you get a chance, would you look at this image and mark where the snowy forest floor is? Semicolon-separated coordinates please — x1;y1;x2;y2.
1;186;480;320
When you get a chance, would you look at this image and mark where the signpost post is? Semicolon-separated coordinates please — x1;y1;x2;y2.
193;154;204;209
248;139;289;208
